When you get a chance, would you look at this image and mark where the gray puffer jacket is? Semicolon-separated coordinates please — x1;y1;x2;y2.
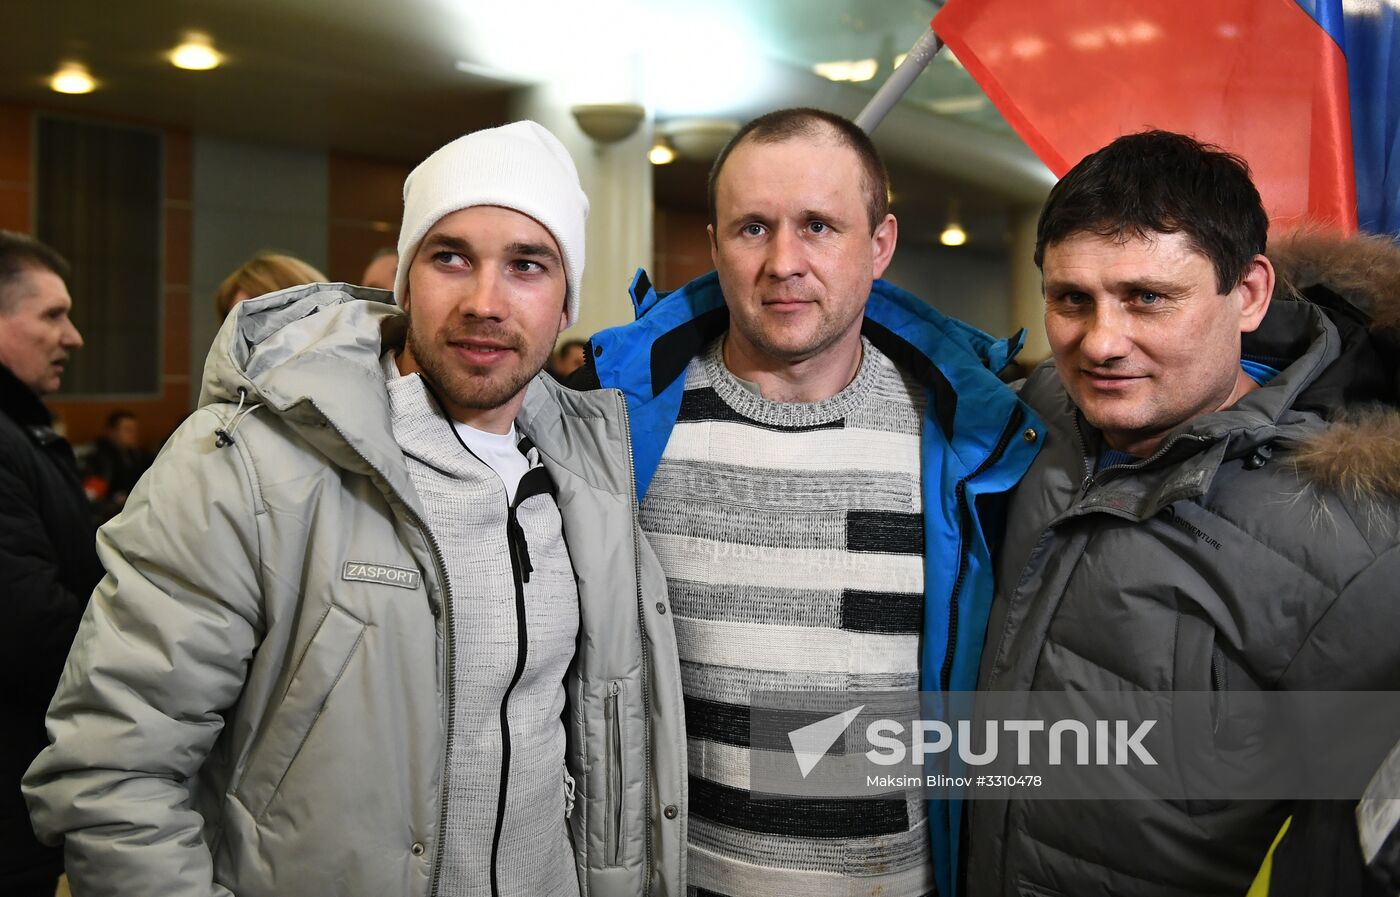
969;233;1400;897
22;285;687;897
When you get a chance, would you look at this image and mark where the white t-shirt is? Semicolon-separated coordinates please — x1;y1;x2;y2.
452;420;531;503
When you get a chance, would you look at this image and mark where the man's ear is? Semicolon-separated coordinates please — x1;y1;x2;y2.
708;224;719;269
870;213;898;280
558;306;569;333
1236;254;1274;334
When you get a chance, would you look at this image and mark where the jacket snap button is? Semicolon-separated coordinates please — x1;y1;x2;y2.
656;602;667;615
593;344;603;357
411;842;426;856
663;804;678;819
1022;427;1038;444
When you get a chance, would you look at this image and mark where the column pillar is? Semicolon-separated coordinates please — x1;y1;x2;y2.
513;83;653;341
1007;206;1048;365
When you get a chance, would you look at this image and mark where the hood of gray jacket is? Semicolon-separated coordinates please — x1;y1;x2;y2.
201;281;637;520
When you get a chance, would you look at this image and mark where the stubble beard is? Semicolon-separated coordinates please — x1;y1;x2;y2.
405;317;547;411
731;300;855;365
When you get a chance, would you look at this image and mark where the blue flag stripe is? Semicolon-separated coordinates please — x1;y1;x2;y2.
1294;0;1399;234
1294;0;1349;47
1343;2;1400;234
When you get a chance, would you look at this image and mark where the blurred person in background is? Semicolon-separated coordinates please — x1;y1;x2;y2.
549;338;587;380
0;230;102;897
360;246;398;291
214;250;326;319
82;410;152;524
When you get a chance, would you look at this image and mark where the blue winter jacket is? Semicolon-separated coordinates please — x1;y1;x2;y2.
579;269;1044;897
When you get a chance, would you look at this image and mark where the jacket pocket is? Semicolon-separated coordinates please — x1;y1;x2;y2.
234;603;367;820
603;679;625;866
1170;610;1229;815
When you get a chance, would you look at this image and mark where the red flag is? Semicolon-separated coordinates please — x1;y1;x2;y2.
933;0;1357;232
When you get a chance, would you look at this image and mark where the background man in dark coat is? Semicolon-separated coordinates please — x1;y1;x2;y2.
83;410;153;524
0;230;101;897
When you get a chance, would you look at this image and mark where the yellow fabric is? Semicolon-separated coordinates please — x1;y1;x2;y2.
1247;816;1294;897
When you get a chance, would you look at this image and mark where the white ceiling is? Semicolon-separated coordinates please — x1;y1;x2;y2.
0;0;1054;244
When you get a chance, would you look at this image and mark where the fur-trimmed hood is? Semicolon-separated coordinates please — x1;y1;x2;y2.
1269;229;1400;499
1271;230;1400;329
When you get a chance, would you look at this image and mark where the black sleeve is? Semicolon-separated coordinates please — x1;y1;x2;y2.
0;461;91;705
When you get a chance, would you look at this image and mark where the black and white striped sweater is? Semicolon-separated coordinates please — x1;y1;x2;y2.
641;336;935;897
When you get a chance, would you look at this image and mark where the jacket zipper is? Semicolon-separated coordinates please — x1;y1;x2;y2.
425;519;456;897
940;405;1025;692
1070;415;1095;499
302;407;457;897
1072;413;1209;500
614;391;653;886
604;680;624;865
1209;644;1227;733
488;500;533;897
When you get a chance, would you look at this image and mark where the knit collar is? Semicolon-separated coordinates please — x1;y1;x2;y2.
381;349;503;486
703;334;883;428
0;361;52;428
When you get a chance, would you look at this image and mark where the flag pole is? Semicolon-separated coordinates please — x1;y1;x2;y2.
855;11;946;135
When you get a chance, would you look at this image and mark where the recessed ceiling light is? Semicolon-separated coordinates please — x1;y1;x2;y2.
50;63;96;95
648;139;676;165
812;58;879;83
453;59;532;86
940;200;968;247
170;34;223;71
925;96;989;116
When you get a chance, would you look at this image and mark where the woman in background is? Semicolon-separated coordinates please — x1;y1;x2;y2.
215;251;326;319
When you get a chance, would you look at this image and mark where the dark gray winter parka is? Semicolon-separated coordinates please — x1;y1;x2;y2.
969;232;1400;897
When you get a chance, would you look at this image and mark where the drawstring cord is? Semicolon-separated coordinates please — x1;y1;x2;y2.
214;388;261;447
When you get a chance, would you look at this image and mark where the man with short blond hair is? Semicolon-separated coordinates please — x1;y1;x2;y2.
575;107;1041;897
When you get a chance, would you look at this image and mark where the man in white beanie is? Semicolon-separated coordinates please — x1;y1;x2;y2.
23;121;686;897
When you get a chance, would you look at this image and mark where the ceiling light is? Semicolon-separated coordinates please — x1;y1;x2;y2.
170;34;223;71
813;58;879;83
648;138;676;165
50;63;96;95
662;119;740;160
453;59;532;85
925;96;990;116
571;103;646;145
940;200;967;247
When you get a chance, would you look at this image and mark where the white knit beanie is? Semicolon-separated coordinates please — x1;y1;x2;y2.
395;121;588;326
